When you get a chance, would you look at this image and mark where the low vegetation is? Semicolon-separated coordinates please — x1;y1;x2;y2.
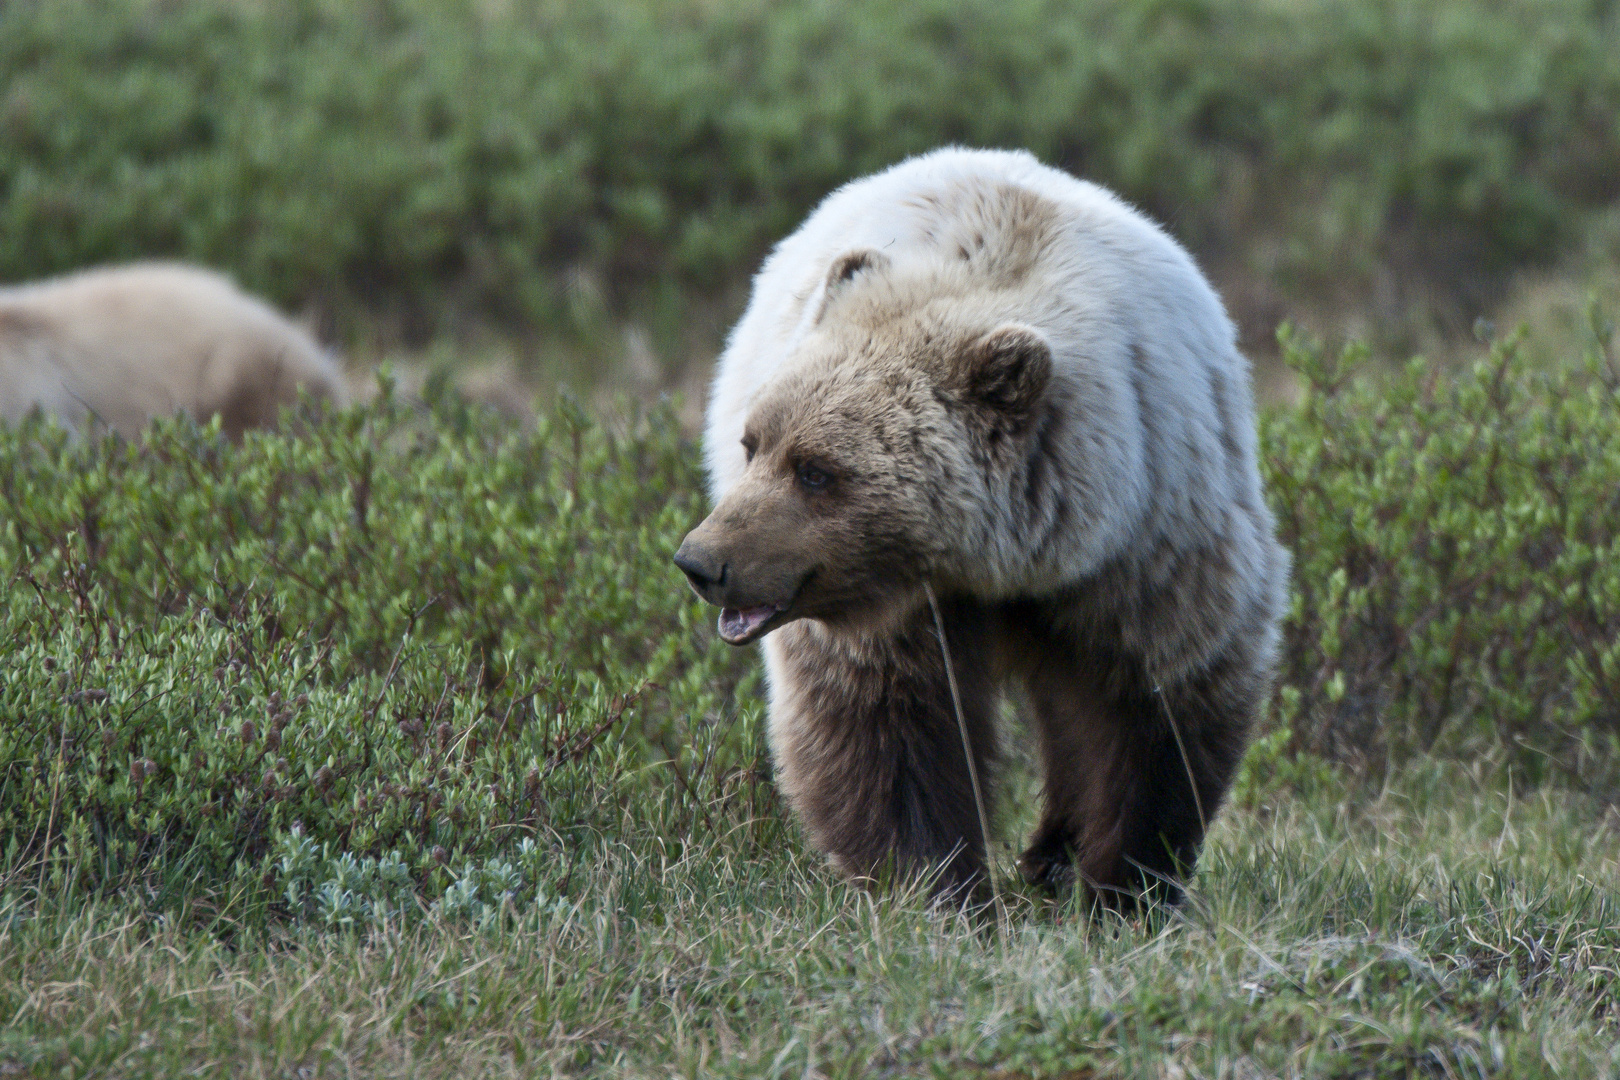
0;387;756;917
1268;315;1620;776
2;323;1620;1075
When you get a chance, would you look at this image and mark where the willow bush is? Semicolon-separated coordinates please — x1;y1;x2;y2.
1266;315;1620;776
0;390;763;920
3;318;1620;918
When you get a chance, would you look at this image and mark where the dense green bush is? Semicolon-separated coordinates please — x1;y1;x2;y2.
1266;316;1620;775
5;320;1620;918
2;0;1617;346
0;392;764;919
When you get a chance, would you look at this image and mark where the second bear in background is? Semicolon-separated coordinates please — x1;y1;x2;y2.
0;262;345;439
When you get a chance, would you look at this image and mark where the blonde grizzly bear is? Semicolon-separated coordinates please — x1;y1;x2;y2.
675;148;1289;906
0;263;345;439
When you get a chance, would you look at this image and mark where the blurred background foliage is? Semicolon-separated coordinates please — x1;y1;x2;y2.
3;0;1619;394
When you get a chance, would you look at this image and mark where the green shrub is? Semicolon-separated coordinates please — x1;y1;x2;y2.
6;316;1620;919
0;391;764;918
1265;314;1620;776
2;0;1616;348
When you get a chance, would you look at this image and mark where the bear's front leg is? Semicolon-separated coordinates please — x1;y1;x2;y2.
761;597;999;899
1017;630;1255;910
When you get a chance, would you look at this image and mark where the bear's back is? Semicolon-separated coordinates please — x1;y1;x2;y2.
714;149;1233;385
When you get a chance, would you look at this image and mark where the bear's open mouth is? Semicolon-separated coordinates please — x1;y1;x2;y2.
717;603;787;645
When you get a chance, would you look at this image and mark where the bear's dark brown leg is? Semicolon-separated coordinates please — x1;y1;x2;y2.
765;595;999;900
1014;620;1254;909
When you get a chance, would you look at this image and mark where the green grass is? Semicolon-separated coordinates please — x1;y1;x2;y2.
4;764;1618;1077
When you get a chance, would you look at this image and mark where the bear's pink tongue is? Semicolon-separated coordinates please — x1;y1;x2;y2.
718;605;778;644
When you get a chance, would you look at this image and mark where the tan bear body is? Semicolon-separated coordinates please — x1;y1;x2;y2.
677;148;1289;904
0;263;344;438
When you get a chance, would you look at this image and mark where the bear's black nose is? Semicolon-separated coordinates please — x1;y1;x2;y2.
673;541;726;598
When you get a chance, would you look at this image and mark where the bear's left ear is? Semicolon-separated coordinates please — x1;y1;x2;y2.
959;324;1052;428
813;249;891;323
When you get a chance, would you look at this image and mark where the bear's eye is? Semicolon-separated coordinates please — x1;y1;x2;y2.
796;463;833;492
741;434;759;463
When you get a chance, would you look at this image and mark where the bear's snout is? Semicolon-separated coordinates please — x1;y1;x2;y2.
674;511;812;645
673;538;727;599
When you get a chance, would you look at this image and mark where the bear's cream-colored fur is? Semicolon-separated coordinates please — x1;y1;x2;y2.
677;148;1289;904
0;263;344;438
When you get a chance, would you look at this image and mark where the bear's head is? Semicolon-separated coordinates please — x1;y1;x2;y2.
675;249;1052;645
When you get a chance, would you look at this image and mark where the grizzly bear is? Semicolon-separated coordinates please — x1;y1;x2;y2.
675;148;1289;906
0;262;345;439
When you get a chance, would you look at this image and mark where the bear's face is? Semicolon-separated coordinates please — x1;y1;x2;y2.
676;311;1051;645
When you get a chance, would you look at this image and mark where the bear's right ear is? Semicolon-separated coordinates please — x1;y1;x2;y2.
814;249;890;322
959;324;1053;430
